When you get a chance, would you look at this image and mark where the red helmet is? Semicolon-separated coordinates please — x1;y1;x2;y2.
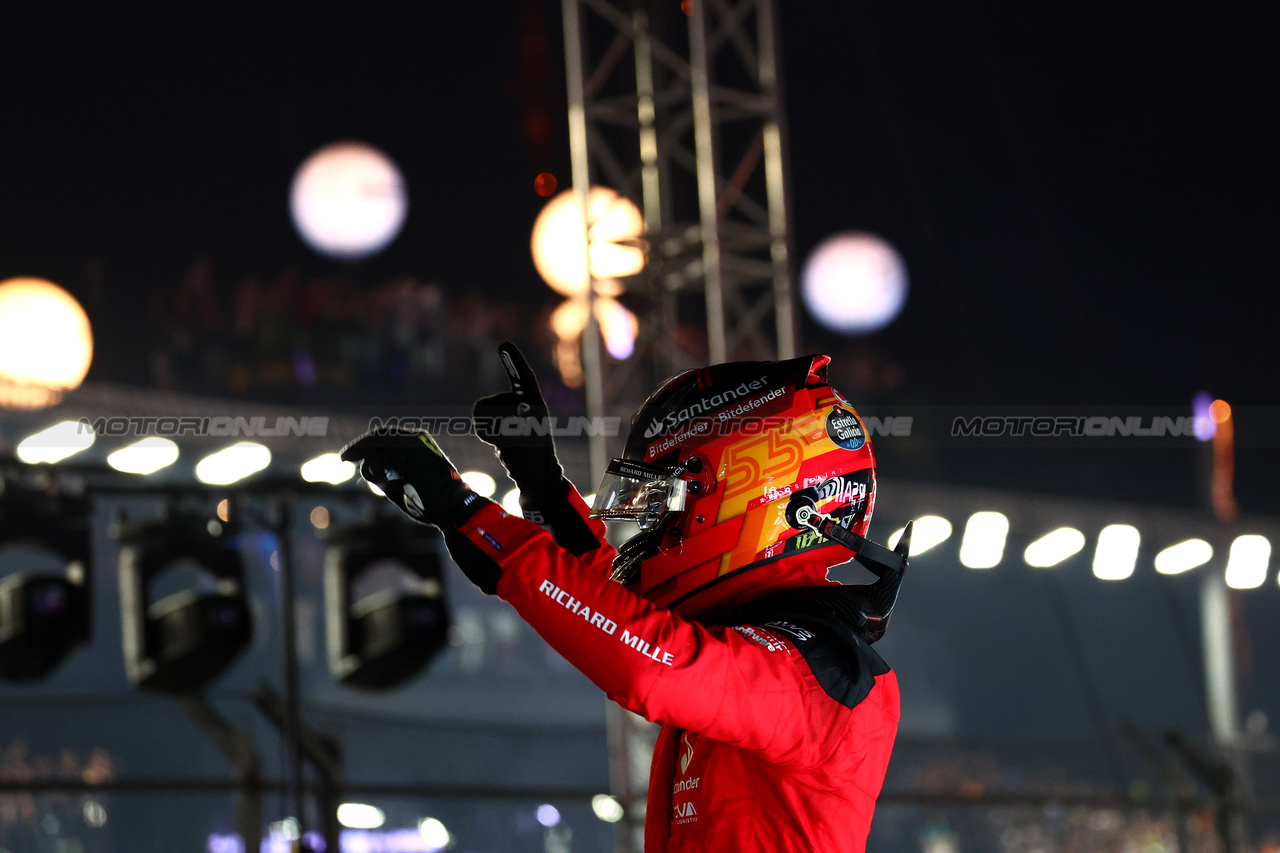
590;354;876;618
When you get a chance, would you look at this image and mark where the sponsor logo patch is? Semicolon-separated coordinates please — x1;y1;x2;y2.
826;406;867;451
645;376;772;437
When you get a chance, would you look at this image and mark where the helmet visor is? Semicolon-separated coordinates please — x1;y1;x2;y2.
590;458;688;530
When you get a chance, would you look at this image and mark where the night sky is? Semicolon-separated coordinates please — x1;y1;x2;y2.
3;3;1277;506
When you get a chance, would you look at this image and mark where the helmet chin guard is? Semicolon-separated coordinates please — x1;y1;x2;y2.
785;487;912;643
609;514;678;587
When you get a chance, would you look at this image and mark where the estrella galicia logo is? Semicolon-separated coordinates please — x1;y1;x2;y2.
825;406;866;450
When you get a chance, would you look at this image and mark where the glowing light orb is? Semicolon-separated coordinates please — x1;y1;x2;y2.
800;232;908;334
550;297;638;360
290;141;408;260
0;277;94;408
534;172;558;197
531;187;645;297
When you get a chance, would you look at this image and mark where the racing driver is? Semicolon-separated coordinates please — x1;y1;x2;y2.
340;343;905;853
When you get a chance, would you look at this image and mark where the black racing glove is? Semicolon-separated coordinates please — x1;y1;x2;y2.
472;342;601;556
340;428;501;593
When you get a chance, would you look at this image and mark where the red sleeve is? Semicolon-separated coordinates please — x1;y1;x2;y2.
566;482;611;556
457;502;847;766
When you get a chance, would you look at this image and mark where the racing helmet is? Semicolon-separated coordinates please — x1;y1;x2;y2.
590;354;876;617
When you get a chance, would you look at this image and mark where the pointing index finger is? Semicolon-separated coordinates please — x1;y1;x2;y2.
498;341;536;396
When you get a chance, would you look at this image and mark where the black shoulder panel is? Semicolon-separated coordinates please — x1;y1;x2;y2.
752;614;890;710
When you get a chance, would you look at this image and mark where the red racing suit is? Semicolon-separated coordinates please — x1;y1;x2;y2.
452;490;900;853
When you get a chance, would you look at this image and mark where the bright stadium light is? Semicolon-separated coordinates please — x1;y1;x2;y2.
1154;538;1213;575
1093;525;1140;580
337;803;385;829
536;804;562;828
1225;535;1270;589
195;442;271;485
800;232;908;335
959;512;1008;569
0;277;94;410
290;141;408;260
107;437;180;475
16;421;95;464
459;471;497;497
891;516;951;555
531;187;645;297
418;817;450;848
502;488;523;516
591;794;625;823
1024;527;1086;568
301;453;356;484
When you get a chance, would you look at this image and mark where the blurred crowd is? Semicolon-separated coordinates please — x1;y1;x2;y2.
140;255;907;410
147;255;554;406
1;738;116;850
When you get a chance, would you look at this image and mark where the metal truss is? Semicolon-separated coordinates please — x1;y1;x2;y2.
560;1;796;848
564;0;797;394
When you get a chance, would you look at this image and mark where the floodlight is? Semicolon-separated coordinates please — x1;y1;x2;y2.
1023;527;1086;568
0;487;93;682
337;803;385;829
459;471;496;498
196;442;271;485
301;453;356;485
418;817;450;848
324;517;450;689
591;794;624;823
1093;524;1140;580
1154;539;1213;575
1225;535;1270;589
959;512;1008;569
16;420;95;464
891;516;950;555
107;437;180;475
116;510;253;692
